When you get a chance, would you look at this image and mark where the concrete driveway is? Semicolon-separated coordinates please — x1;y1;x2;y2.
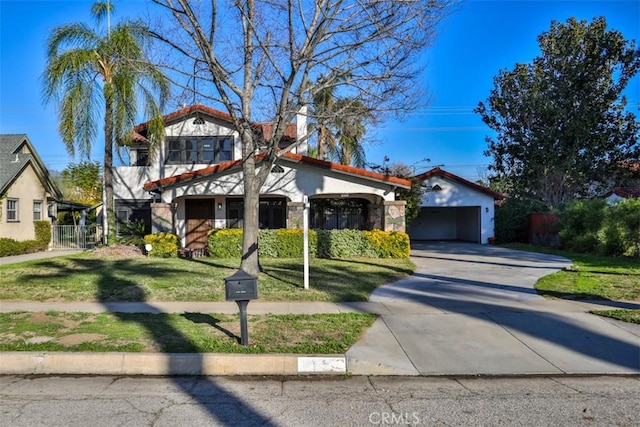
346;242;640;376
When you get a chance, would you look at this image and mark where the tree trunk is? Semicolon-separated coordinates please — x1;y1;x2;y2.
240;132;260;275
103;91;116;245
342;144;351;166
318;127;326;160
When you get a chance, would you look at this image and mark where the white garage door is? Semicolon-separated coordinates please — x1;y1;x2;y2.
407;207;480;243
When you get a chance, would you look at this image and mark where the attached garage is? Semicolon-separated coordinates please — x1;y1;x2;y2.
408;168;504;244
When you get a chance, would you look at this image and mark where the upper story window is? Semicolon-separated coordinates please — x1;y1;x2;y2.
7;198;18;221
33;200;42;221
166;136;233;164
135;149;149;166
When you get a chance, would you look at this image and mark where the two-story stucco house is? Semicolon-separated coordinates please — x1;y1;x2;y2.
0;134;62;241
113;104;410;250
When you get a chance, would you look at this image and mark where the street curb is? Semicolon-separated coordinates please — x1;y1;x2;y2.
0;352;346;376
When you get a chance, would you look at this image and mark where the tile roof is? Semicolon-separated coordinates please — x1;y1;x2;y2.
281;153;412;187
603;187;640;198
415;167;505;200
134;104;297;140
143;152;412;192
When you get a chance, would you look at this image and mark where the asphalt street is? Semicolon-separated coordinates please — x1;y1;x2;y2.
1;375;639;426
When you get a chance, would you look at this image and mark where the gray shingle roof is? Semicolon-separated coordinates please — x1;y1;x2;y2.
0;134;62;199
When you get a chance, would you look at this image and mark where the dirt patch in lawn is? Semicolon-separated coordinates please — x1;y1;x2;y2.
92;245;145;259
29;312;60;324
29;312;80;329
58;333;107;346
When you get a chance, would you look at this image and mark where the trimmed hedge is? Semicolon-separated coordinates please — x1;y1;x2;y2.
208;228;410;259
275;228;318;258
364;230;411;258
143;232;179;258
317;229;375;258
34;221;51;248
208;228;319;258
208;228;243;258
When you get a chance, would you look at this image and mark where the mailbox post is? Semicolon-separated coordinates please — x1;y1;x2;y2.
224;269;259;346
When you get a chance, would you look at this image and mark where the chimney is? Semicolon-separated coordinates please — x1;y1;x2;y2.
295;105;308;155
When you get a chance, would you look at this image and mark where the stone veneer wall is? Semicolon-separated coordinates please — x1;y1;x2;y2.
383;200;406;232
151;203;174;233
287;202;304;229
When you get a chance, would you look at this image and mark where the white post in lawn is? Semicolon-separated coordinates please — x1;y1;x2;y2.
303;195;310;290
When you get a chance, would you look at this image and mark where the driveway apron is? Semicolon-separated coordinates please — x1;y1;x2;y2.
346;242;640;376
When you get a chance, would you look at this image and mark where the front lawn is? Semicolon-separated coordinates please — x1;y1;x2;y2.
506;244;640;301
0;311;377;353
0;253;414;302
507;244;639;324
592;310;640;324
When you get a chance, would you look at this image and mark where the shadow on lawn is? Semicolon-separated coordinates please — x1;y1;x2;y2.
188;256;412;302
61;257;274;425
182;312;240;343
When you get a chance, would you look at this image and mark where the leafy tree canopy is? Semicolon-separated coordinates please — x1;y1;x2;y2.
60;161;103;206
476;17;640;210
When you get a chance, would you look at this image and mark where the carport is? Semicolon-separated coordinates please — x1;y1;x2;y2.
408;168;504;244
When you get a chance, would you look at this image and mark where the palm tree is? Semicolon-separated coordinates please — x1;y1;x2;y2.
332;98;371;168
311;83;336;161
43;1;169;244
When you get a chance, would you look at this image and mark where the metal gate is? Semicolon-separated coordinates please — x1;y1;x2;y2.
51;225;103;250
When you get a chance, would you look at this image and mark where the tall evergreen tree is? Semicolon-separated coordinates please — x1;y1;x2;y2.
476;17;640;210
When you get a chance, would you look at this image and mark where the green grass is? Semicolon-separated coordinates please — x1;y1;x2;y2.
0;253;414;302
591;310;640;324
0;311;377;353
505;244;640;301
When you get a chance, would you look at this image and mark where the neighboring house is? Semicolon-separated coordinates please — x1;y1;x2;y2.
0;134;62;241
408;167;505;244
603;187;640;204
114;104;410;249
599;161;640;204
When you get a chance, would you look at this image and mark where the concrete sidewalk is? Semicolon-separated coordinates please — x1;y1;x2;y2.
1;243;639;377
0;250;82;266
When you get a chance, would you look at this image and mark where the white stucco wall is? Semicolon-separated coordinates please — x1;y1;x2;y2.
418;175;496;244
605;193;626;204
115;116;241;201
159;162;397;204
161;161;398;247
0;164;51;241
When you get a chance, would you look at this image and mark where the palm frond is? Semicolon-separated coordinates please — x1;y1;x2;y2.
91;1;114;24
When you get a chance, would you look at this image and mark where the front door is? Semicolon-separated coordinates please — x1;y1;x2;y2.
186;199;215;249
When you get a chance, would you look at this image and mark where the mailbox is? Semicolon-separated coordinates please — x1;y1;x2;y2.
225;268;259;301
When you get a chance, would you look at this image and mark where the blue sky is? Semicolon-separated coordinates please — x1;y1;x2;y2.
1;0;638;180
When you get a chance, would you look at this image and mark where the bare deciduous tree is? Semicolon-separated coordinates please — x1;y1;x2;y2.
149;0;455;274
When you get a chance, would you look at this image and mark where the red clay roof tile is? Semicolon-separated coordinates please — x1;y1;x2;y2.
143;153;411;191
415;167;505;200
